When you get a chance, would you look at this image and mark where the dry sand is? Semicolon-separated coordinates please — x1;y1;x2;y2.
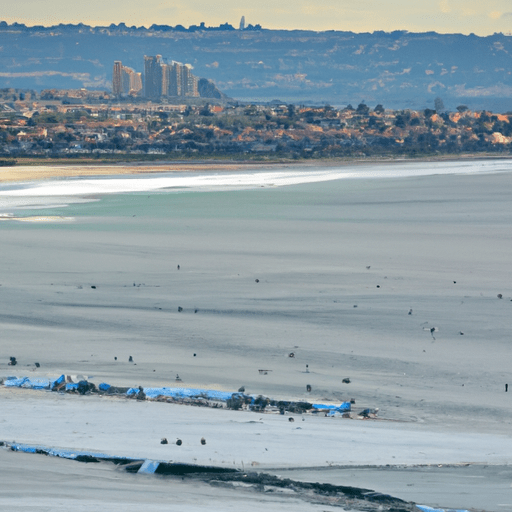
1;162;512;511
0;162;260;183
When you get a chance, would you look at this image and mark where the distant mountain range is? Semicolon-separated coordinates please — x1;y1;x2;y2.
1;22;512;111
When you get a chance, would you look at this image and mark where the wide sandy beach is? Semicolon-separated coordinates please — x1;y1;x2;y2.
1;159;512;511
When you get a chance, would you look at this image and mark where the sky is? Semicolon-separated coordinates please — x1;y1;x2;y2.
2;0;512;35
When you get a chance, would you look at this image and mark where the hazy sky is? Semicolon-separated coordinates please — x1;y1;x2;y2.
3;0;512;35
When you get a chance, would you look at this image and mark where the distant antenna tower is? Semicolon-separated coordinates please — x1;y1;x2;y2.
239;16;245;31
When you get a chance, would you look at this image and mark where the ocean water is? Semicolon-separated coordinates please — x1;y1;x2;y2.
1;159;512;216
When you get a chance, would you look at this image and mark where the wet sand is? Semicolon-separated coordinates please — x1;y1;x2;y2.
1;163;512;510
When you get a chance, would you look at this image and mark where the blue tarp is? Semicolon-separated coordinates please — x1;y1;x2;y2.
416;506;470;512
126;386;237;401
138;459;160;474
9;443;134;462
4;375;64;390
312;402;351;412
2;376;351;413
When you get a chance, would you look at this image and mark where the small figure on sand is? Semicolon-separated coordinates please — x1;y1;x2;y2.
136;386;146;400
359;408;379;418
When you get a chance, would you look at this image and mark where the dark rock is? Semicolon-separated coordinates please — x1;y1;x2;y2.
251;395;270;412
306;384;312;392
342;378;351;384
226;394;244;410
176;439;182;446
255;279;259;283
9;357;17;366
77;380;90;395
91;285;96;289
161;438;168;444
238;386;245;393
359;408;379;417
136;386;146;400
129;356;133;362
288;417;294;422
201;437;206;445
178;306;183;312
34;362;40;368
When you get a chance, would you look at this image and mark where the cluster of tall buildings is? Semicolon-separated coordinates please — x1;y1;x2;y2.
113;56;199;99
112;62;142;97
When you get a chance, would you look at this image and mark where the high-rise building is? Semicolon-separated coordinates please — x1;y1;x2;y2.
168;61;183;97
144;55;163;99
112;61;123;97
124;67;142;95
182;64;199;97
142;56;200;99
112;61;142;97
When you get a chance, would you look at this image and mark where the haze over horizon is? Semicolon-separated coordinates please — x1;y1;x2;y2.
4;0;512;36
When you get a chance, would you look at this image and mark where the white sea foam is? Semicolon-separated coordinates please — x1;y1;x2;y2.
0;159;511;211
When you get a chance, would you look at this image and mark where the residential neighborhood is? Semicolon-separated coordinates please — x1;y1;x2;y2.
1;88;511;161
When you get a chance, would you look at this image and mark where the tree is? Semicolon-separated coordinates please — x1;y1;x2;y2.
374;104;385;114
356;103;370;115
456;105;468;113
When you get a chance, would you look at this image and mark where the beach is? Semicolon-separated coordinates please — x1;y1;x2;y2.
1;159;512;511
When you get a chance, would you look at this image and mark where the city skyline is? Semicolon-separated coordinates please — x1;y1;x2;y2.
3;0;512;36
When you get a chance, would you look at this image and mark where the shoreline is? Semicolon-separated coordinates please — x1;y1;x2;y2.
2;165;512;511
1;154;512;183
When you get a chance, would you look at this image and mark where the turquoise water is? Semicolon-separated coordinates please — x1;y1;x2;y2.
0;178;371;231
